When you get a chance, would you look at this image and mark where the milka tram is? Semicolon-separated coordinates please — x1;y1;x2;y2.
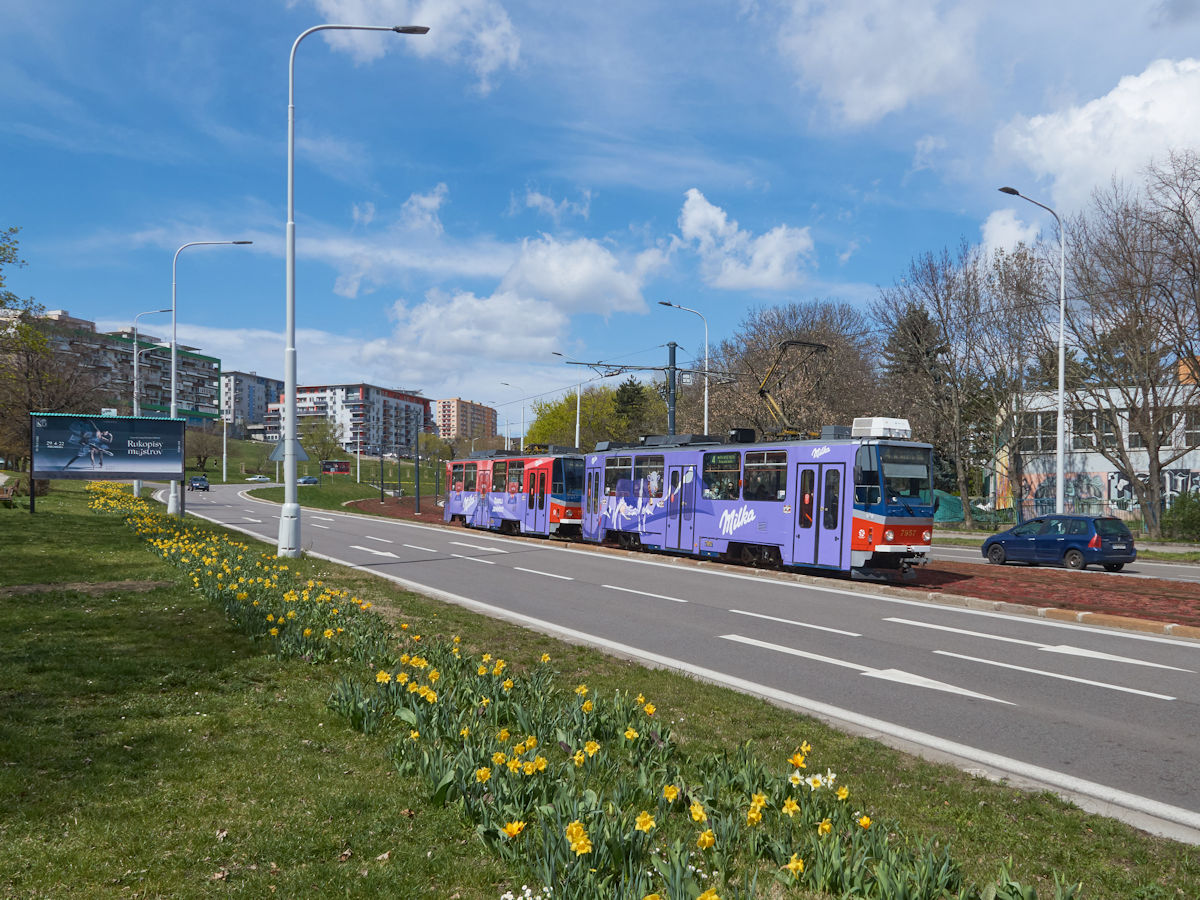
445;417;935;577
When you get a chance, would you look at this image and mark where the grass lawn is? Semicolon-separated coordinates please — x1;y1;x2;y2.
1;481;1197;898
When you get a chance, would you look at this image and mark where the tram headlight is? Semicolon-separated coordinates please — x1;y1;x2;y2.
922;530;932;543
884;529;895;542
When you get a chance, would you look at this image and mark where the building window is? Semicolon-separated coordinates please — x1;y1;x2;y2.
1184;410;1200;446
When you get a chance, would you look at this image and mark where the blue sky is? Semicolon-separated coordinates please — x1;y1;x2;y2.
5;0;1200;433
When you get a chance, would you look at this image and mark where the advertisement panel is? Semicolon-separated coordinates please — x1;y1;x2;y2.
31;413;185;481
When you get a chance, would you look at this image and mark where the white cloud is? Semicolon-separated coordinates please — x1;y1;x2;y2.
910;134;947;174
400;182;449;234
296;133;371;185
995;58;1200;212
778;0;983;125
677;189;814;290
305;0;520;94
352;201;376;227
521;189;592;224
980;209;1043;257
499;235;649;313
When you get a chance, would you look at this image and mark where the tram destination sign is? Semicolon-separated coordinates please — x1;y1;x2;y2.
31;413;185;481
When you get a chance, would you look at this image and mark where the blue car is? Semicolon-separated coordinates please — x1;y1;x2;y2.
981;514;1136;571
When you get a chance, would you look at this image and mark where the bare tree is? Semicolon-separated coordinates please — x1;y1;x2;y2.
707;300;878;440
1059;181;1200;537
874;241;990;527
187;423;222;472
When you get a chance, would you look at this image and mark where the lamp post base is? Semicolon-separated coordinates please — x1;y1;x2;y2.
166;481;179;515
132;479;142;499
277;502;301;558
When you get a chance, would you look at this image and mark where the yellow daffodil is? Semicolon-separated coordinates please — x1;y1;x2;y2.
697;890;721;900
502;821;526;838
492;751;507;766
837;786;850;801
584;740;600;757
498;728;510;742
643;702;655;716
575;683;588;696
409;730;419;741
782;796;800;817
475;767;492;783
581;699;593;713
818;818;833;835
858;815;871;829
573;750;586;767
662;784;679;802
624;727;639;740
375;670;391;683
478;665;489;676
696;829;715;849
635;811;655;832
782;853;804;876
540;653;550;662
750;791;766;809
460;727;470;738
746;806;763;826
502;678;514;692
690;801;707;823
800;740;812;754
788;752;807;769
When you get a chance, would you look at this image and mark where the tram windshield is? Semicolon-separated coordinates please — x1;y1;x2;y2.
558;457;585;494
880;445;932;504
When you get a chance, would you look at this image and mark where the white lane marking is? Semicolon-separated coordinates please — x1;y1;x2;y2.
365;535;394;544
731;608;859;636
310;523;330;529
243;517;262;524
933;651;1176;700
603;584;686;603
404;543;436;553
514;567;574;580
452;553;495;565
721;634;1012;704
349;545;398;558
886;617;1193;672
450;541;509;553
313;515;335;522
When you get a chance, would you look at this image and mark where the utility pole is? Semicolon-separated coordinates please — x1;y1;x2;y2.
667;341;677;436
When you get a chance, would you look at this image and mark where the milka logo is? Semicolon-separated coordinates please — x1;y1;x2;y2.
719;505;756;535
812;445;832;459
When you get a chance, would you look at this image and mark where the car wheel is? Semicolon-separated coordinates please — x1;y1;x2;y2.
1102;562;1124;572
987;544;1006;565
1063;549;1086;570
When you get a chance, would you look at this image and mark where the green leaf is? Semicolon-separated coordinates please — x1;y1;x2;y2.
430;771;455;807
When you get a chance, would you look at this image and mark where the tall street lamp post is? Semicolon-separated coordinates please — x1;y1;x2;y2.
999;186;1067;514
168;240;252;516
551;352;582;448
658;301;709;435
278;22;429;558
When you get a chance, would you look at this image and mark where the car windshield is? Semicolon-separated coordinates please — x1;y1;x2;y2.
1095;518;1132;539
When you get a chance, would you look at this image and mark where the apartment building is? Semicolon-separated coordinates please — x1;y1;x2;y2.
221;371;284;439
29;310;220;424
435;397;497;440
266;383;432;454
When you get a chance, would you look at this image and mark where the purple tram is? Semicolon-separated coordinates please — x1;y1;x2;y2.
581;417;935;575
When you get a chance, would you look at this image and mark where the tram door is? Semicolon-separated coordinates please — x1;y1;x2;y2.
792;463;846;568
526;469;548;534
665;465;696;551
582;467;601;539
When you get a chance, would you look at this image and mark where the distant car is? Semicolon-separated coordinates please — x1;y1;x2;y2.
188;475;209;492
981;515;1136;571
246;475;270;482
298;475;319;485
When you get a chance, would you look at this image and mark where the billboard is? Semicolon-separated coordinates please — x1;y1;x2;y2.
31;413;185;481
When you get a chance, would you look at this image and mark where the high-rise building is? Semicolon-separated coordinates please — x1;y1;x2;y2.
435;398;497;440
266;383;432;454
221;371;284;439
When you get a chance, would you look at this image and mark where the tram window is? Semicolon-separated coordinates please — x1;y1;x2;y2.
605;456;632;495
702;452;741;500
493;461;508;493
633;455;665;498
670;469;680;499
464;463;477;492
799;470;815;528
552;459;564;494
538;473;546;509
854;445;880;504
744;450;786;501
562;457;584;494
880;445;932;503
507;460;524;494
823;469;840;529
451;463;464;492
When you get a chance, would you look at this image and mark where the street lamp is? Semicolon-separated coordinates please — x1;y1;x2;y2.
167;240;253;516
551;352;583;448
278;22;429;558
658;301;709;435
499;382;525;450
999;186;1067;514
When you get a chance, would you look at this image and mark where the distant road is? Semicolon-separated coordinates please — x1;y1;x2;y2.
181;485;1200;843
930;542;1200;583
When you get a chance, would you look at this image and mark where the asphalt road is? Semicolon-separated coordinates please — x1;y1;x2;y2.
182;485;1200;843
931;542;1200;582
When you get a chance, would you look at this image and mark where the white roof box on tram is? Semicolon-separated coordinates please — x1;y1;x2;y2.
851;417;912;439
